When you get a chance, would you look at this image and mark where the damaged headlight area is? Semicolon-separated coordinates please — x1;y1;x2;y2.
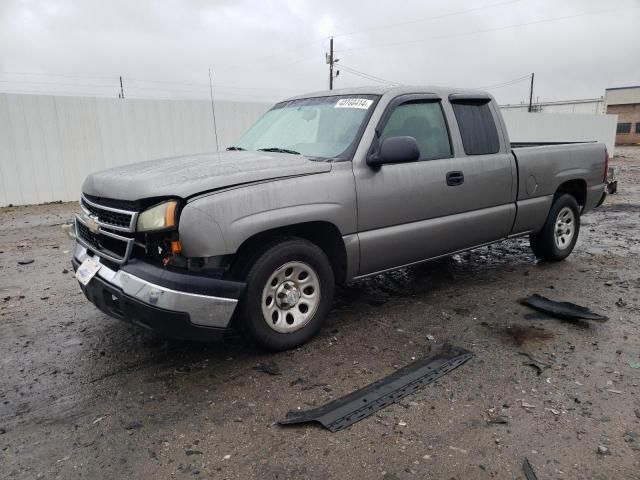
137;200;179;232
134;200;183;267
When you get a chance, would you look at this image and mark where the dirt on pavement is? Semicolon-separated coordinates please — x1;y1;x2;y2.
1;147;639;480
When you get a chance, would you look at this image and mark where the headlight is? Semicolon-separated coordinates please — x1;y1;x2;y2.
136;200;178;232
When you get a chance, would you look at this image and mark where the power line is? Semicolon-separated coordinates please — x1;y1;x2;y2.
332;0;526;39
335;4;640;53
475;74;531;90
338;64;399;86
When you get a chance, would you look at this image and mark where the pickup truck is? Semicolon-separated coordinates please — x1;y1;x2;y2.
72;86;608;350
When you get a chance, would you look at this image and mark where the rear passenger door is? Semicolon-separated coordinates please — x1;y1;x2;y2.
354;93;516;276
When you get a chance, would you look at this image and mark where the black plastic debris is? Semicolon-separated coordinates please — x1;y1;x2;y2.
279;344;473;432
253;362;282;376
17;259;34;265
521;294;608;322
523;457;538;480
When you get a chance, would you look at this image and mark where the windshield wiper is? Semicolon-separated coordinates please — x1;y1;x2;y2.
257;147;301;155
226;146;246;151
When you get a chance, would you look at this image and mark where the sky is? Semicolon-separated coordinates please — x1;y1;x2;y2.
1;0;639;105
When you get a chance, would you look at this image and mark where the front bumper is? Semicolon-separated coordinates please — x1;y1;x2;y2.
72;244;245;341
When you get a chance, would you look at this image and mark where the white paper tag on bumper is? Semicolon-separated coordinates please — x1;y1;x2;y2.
335;98;373;109
75;256;102;286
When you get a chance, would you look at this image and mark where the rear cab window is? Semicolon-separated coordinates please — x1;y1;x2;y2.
379;100;452;161
450;98;500;155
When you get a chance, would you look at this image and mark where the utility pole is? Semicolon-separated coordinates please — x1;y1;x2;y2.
119;76;125;99
527;72;535;112
326;37;339;90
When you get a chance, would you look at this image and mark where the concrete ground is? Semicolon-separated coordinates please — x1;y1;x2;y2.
1;147;639;480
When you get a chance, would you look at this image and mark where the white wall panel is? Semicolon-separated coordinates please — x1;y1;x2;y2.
0;93;269;206
502;111;618;155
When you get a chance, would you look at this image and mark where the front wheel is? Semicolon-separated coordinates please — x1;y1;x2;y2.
234;238;334;351
529;193;580;262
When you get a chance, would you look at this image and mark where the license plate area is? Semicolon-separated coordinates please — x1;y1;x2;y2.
75;256;102;286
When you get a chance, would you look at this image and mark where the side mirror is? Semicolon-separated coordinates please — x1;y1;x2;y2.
367;136;420;167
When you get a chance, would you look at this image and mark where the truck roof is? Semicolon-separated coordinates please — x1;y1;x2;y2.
283;85;489;102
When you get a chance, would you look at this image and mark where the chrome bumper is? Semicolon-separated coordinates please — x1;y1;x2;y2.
73;244;238;329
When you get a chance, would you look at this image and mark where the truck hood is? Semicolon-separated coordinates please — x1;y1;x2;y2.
81;151;333;201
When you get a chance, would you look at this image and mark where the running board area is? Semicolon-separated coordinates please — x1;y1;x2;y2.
279;344;473;432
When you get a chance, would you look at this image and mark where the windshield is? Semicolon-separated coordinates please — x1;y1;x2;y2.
233;95;378;161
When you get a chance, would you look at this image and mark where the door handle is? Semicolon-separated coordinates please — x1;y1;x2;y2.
446;171;464;186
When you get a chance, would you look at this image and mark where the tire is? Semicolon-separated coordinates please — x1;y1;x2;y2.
529;193;580;262
233;238;335;351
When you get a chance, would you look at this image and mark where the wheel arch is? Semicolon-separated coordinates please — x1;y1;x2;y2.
555;179;587;208
231;221;349;284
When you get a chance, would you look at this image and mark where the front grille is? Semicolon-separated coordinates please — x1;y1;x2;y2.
76;222;130;260
76;195;138;264
80;195;136;231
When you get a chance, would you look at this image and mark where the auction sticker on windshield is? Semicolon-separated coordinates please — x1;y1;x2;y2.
75;256;102;286
335;98;373;109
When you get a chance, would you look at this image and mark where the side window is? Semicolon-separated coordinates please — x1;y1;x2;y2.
451;100;500;155
380;101;451;161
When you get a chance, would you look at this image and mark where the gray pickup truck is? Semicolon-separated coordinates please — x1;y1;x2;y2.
72;86;608;350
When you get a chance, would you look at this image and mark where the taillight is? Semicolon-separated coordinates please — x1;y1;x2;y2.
603;148;609;183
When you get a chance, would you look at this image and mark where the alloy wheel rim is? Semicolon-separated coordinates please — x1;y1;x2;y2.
554;206;575;250
261;261;321;333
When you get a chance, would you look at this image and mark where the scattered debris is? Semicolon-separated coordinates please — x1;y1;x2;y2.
606;389;623;394
521;401;536;409
545;408;560;415
486;412;509;425
519;352;552;375
174;365;191;374
17;259;35;265
426;334;435;341
279;344;473;432
523;457;539;480
185;450;203;456
92;416;107;425
448;446;468;454
223;454;231;460
597;445;611;455
629;362;640;369
521;294;608;322
125;420;143;430
253;362;282;376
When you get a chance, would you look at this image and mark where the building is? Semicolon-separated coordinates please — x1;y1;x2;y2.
605;86;640;145
501;97;604;114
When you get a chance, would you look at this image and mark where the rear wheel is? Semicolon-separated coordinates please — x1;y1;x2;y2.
529;193;580;262
233;238;334;351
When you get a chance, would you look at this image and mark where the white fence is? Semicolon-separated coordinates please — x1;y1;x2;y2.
0;93;269;206
0;93;618;207
502;110;617;154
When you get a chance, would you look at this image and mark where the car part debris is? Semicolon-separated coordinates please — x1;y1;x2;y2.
521;294;608;322
523;458;538;480
486;412;509;425
17;259;34;265
519;352;552;375
279;344;472;432
253;362;282;376
607;165;620;194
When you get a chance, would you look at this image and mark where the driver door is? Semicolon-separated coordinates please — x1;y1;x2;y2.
353;93;515;276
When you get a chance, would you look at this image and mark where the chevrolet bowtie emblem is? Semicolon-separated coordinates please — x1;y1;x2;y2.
81;213;100;234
